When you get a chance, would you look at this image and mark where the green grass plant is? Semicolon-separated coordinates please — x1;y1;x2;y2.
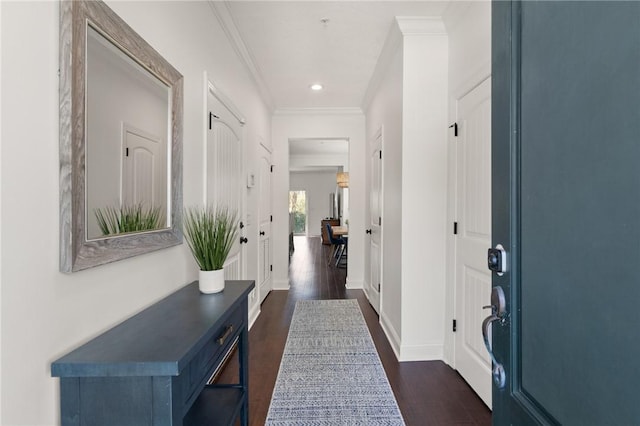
183;206;239;271
94;204;163;236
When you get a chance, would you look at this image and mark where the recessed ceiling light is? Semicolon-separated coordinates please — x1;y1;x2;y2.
310;84;323;91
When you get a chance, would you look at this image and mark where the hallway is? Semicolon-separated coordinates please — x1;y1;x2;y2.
220;236;491;425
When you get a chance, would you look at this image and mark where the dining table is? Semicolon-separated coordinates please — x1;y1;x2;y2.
331;225;348;237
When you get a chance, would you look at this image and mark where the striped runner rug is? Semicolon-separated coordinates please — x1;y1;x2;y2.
266;299;406;425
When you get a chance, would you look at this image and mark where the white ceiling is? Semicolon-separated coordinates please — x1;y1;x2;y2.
222;1;450;110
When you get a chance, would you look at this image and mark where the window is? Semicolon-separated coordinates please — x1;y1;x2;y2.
289;191;307;235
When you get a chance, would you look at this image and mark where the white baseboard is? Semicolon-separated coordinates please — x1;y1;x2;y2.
272;279;290;290
398;342;444;362
363;286;371;300
442;354;453;368
442;341;454;367
248;304;261;330
345;278;363;289
380;312;401;361
380;311;444;362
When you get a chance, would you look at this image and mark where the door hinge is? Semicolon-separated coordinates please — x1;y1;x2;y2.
379;150;382;159
449;122;458;137
270;215;273;222
125;147;129;157
453;319;457;332
270;265;273;272
270;165;273;173
377;283;381;292
378;217;382;226
453;222;458;235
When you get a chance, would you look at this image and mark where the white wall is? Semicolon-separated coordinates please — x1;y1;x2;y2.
272;110;365;290
290;171;339;236
364;18;449;361
401;28;448;361
0;1;270;424
445;2;492;99
441;1;492;366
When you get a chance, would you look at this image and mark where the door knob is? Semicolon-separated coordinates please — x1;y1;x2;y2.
240;237;248;244
366;229;372;234
481;286;507;389
260;231;265;236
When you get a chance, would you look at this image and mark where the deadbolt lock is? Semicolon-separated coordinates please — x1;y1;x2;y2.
487;244;507;276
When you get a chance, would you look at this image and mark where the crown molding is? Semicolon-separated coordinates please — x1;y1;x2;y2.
361;21;403;110
361;17;446;110
290;166;342;173
273;107;364;117
208;1;274;111
395;16;447;35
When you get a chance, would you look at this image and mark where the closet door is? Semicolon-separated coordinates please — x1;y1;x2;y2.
206;86;245;279
258;144;272;303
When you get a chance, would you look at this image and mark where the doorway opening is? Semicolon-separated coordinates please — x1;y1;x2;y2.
289;190;307;235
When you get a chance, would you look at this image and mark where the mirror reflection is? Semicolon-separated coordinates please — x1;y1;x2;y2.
86;25;170;240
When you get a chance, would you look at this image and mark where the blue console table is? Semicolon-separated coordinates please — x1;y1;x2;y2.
51;280;254;426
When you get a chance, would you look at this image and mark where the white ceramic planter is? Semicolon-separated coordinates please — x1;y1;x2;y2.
199;269;225;294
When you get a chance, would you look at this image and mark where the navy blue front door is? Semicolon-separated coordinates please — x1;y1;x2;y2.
491;1;640;424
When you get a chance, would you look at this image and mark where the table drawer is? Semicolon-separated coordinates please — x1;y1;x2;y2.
183;305;244;403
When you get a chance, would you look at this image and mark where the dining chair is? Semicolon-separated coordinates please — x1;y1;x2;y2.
325;223;346;266
336;236;348;268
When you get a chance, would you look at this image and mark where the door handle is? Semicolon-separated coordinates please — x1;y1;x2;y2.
481;286;507;389
260;231;265;236
240;237;248;244
366;229;372;234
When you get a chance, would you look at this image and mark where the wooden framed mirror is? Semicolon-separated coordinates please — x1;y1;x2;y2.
60;0;183;272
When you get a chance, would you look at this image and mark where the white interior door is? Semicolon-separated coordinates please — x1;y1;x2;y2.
367;131;383;314
206;87;244;280
453;77;492;407
258;144;272;303
122;124;165;209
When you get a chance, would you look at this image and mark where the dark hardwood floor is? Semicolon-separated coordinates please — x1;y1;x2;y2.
218;236;491;425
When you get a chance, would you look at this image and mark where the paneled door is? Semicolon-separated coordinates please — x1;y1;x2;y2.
367;130;383;314
491;2;640;424
121;124;166;209
206;85;245;280
258;144;272;303
454;77;492;408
